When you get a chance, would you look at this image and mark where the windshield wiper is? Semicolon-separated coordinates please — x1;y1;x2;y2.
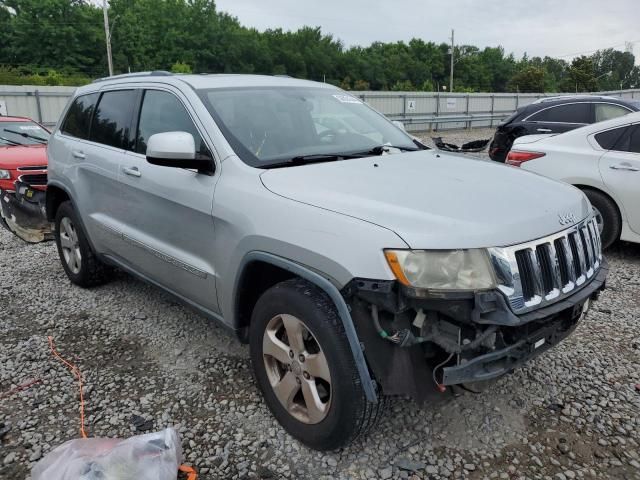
265;152;361;168
364;145;421;155
0;135;25;146
3;128;48;144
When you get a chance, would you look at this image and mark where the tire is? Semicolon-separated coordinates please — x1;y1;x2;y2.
582;189;621;250
249;278;387;450
54;201;113;287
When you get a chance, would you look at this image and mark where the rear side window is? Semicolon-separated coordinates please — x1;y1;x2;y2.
90;90;137;149
529;103;591;124
613;125;640;154
595;126;628;150
135;90;212;159
61;93;99;139
595;104;630;122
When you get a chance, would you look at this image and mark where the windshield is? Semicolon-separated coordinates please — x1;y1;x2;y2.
197;87;417;167
0;121;50;146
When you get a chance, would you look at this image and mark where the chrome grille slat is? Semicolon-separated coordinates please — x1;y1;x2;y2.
489;216;602;314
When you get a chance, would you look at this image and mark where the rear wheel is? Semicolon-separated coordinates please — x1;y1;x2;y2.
582;189;621;250
54;201;113;287
249;278;386;450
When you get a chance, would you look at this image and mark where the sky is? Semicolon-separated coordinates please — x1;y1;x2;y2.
215;0;639;63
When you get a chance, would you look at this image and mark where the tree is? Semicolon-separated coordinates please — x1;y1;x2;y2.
561;56;598;92
170;61;192;73
0;0;637;93
507;66;546;92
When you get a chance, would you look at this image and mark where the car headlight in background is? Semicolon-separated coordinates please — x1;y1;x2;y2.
0;169;10;180
384;249;496;291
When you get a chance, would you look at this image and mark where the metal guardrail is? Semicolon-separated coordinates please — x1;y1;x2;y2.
387;112;511;130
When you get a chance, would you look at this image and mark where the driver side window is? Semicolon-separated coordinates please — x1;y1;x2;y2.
135;90;212;159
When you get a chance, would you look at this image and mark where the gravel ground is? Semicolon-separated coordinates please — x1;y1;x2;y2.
1;189;640;479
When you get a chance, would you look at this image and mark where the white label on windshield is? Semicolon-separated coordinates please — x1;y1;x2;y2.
332;94;362;104
19;126;41;130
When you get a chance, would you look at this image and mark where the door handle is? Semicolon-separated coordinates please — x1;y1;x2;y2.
610;163;640;172
122;166;142;177
536;128;552;133
72;150;86;159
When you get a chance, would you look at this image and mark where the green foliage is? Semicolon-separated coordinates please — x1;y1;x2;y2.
507;66;546;93
0;0;637;92
170;61;193;74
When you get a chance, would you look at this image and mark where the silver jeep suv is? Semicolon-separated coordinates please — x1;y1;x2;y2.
46;72;607;450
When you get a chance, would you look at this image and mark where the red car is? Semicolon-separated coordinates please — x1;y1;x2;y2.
0;115;51;242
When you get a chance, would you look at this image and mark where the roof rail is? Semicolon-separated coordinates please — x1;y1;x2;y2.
92;70;173;84
533;94;619;104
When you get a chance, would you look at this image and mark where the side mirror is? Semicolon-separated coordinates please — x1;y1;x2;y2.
392;120;406;131
146;131;212;173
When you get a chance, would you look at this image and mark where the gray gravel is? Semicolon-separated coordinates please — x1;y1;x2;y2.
1;207;640;479
415;127;496;161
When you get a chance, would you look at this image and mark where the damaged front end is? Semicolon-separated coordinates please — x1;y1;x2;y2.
0;181;53;243
344;262;607;402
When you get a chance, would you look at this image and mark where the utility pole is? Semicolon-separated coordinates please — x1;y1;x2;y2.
449;29;454;93
103;0;114;76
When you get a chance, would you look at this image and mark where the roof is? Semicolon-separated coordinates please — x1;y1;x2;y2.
80;72;336;94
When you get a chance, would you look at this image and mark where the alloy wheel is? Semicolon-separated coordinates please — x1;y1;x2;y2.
59;217;82;274
262;314;332;424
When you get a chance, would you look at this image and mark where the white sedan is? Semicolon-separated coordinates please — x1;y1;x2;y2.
507;111;640;249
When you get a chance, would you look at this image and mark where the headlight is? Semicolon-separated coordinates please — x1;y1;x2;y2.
0;169;10;180
384;249;496;291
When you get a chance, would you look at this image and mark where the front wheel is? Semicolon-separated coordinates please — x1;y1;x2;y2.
249;278;386;450
582;189;621;250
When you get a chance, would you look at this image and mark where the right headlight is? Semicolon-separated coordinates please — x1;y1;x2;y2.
0;169;10;180
384;248;497;291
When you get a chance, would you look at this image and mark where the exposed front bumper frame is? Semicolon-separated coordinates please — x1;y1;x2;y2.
441;260;608;385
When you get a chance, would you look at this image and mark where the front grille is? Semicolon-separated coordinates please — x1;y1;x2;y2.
489;217;602;314
17;173;48;186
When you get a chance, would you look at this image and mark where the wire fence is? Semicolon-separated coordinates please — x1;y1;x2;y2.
1;84;638;131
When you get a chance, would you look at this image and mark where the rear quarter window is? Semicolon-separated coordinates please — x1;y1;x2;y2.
594;126;629;150
61;93;100;139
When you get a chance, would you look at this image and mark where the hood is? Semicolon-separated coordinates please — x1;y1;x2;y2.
260;150;591;249
0;145;48;169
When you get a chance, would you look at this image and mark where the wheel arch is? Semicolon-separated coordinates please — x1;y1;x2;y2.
45;182;72;222
573;183;624;222
233;251;377;402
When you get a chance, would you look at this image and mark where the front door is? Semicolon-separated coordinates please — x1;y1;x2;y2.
599;124;640;234
115;88;220;313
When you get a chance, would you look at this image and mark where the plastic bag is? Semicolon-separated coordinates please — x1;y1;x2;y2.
31;428;183;480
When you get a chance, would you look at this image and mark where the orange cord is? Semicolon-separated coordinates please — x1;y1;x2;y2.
48;336;198;478
179;464;198;480
47;336;88;439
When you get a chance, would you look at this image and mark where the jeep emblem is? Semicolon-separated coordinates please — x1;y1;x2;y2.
558;212;577;225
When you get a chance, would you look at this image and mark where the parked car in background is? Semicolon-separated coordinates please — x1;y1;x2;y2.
47;73;606;450
507;111;640;249
0;116;51;242
489;95;640;162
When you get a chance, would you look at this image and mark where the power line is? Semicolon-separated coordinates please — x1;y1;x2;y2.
555;40;640;59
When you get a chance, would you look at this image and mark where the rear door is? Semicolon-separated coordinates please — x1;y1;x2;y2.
525;102;592;135
599;124;640;234
58;89;137;255
114;87;220;313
